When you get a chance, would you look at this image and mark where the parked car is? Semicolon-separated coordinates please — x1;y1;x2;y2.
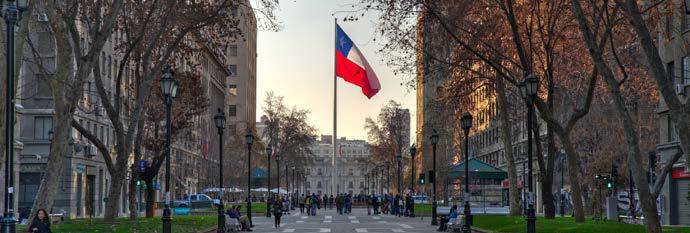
174;194;214;209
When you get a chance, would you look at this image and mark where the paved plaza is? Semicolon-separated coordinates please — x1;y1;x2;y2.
245;208;439;233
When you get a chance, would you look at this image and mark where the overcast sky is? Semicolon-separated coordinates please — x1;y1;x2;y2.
255;0;416;142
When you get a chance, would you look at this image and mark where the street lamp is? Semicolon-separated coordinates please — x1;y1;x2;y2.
519;73;538;233
1;1;22;232
213;109;226;233
245;131;254;225
265;146;273;217
397;152;402;196
430;130;439;226
276;150;281;197
160;65;177;233
460;112;473;233
409;145;416;217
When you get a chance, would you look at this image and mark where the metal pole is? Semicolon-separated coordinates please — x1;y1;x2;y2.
463;130;471;233
277;158;281;196
266;148;271;217
431;143;438;226
217;129;225;233
526;100;536;233
560;158;565;217
247;142;252;225
162;96;172;233
397;158;401;195
2;3;18;233
411;153;415;217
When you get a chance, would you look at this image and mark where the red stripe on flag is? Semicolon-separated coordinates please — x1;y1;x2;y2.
335;51;378;98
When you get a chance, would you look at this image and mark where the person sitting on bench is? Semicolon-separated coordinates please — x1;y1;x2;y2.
438;205;458;231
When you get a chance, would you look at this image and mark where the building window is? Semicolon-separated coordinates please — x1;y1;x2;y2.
231;4;238;16
228;105;237;117
306;182;311;188
228;84;237;96
348;182;353;189
228;65;237;77
36;75;53;98
668;61;675;86
317;182;322;188
34;116;53;140
680;56;690;84
348;169;353;176
228;45;238;57
318;168;322;175
37;31;55;55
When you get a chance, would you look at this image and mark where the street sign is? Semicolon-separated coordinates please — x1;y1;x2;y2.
138;160;147;172
75;163;85;174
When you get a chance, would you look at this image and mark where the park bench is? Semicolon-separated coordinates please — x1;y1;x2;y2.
224;216;242;232
48;213;64;224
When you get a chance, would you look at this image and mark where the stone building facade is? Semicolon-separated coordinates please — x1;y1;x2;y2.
302;135;370;196
15;0;257;219
655;2;690;225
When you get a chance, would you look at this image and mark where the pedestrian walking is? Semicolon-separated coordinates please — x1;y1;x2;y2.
273;200;283;228
310;193;318;216
28;209;51;233
299;194;305;213
305;195;311;215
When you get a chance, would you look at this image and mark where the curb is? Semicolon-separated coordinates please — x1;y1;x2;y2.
197;226;217;233
471;227;495;233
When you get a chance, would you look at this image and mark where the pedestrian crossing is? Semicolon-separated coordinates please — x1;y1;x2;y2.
252;208;434;233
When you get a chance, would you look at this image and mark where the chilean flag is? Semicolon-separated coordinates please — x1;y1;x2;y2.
335;24;381;99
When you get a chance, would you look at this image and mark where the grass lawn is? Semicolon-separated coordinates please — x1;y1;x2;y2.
17;215;216;233
473;215;690;233
16;204;270;233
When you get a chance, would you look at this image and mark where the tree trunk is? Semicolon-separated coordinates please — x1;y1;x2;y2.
104;167;125;222
557;132;585;222
145;175;156;218
495;76;521;216
128;167;138;219
30;90;72;221
533;118;555;218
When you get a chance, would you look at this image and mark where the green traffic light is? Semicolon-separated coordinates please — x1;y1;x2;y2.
607;182;612;189
137;180;141;186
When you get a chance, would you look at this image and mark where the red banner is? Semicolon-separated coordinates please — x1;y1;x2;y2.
671;168;690;179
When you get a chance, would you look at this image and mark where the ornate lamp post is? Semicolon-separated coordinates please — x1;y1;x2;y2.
460;112;473;233
276;151;281;196
266;146;273;217
160;65;178;233
430;131;439;226
2;1;27;232
213;109;226;233
409;145;416;217
396;153;402;196
519;73;539;233
245;132;254;225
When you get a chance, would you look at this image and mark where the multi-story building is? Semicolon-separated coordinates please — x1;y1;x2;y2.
226;1;257;139
415;4;543;211
656;3;690;225
302;135;370;196
414;4;458;199
15;0;257;219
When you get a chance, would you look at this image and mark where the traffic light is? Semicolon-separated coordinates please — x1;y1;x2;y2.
611;164;618;178
419;173;426;184
136;180;141;186
606;179;613;189
428;170;435;184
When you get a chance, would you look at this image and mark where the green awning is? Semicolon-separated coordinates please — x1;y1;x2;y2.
448;158;507;180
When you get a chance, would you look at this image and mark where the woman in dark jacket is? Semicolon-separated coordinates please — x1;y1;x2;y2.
273;198;283;228
28;209;51;233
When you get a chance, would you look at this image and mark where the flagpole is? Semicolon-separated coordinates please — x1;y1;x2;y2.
333;18;338;196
